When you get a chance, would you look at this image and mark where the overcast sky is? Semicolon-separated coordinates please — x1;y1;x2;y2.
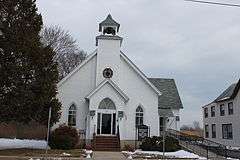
37;0;240;126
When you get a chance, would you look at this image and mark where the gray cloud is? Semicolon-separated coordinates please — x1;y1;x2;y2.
37;0;240;126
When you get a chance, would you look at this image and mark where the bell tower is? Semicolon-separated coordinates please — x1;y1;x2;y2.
99;14;120;35
96;14;123;86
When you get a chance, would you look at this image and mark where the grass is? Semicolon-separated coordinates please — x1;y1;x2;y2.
0;148;84;157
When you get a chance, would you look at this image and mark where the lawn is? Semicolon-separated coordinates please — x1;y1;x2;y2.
0;148;84;158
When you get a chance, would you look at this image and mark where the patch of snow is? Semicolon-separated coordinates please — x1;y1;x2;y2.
123;150;206;159
218;97;230;101
226;146;240;150
227;158;239;160
62;152;71;156
0;138;48;150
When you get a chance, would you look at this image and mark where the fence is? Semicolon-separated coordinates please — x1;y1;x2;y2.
0;121;47;140
167;129;240;159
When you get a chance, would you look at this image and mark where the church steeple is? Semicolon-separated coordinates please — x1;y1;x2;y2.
96;14;122;46
99;14;120;35
95;14;122;85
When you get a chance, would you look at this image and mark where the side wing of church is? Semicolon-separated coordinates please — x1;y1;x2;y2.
56;14;183;149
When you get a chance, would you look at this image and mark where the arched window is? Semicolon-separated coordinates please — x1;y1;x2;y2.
99;98;116;110
136;106;144;126
68;104;76;126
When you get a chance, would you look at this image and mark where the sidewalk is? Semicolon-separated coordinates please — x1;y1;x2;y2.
92;151;125;160
0;151;126;160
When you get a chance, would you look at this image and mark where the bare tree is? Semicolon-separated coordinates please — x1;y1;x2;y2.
180;125;193;131
40;25;86;80
193;121;201;131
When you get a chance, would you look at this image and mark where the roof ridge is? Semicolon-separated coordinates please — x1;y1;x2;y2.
148;78;174;80
214;80;239;102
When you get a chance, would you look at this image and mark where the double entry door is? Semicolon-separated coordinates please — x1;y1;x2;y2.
97;111;116;135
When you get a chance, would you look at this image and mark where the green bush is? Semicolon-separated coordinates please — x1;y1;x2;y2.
49;125;79;150
140;136;181;152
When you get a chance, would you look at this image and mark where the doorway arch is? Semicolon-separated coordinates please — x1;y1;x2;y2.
97;98;117;135
98;98;116;110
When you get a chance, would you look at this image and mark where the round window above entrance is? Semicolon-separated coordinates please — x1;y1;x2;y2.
103;68;113;78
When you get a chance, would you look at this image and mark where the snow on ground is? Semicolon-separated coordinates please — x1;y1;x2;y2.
226;146;240;150
123;150;206;159
0;138;48;150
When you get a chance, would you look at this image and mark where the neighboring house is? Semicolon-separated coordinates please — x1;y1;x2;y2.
202;79;240;147
56;14;183;149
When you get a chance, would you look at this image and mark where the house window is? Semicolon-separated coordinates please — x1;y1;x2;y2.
99;98;116;110
68;104;77;126
160;117;164;131
211;106;215;117
136;106;143;127
176;116;180;121
228;102;233;115
204;108;208;118
222;124;233;139
220;104;225;116
205;124;209;138
212;124;216;138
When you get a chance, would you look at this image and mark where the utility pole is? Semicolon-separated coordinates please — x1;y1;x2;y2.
162;116;166;159
45;106;52;154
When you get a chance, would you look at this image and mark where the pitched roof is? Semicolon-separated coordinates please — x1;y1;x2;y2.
158;108;174;117
148;78;183;109
85;79;129;103
99;14;120;32
214;79;240;102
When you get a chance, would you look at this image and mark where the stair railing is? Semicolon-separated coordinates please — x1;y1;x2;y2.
167;129;240;159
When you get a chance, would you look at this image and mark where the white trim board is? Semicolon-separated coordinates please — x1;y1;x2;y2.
85;79;129;103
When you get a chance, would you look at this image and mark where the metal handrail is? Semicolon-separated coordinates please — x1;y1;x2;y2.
167;129;225;148
167;129;240;159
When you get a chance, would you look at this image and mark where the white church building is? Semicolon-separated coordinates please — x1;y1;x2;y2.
56;15;183;150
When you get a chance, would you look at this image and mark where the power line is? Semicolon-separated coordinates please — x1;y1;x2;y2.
185;0;240;7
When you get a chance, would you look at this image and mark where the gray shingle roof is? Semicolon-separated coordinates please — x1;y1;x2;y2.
214;79;240;102
99;14;120;32
148;78;183;109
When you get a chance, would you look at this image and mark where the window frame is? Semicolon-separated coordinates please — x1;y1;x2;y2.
99;98;116;110
159;117;164;132
135;106;144;127
228;102;233;115
204;108;208;118
205;124;209;138
68;104;77;127
212;124;216;138
222;124;233;139
176;116;180;121
220;104;225;116
211;106;215;117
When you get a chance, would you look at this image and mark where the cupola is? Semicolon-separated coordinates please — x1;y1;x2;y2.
96;14;123;46
99;14;120;36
